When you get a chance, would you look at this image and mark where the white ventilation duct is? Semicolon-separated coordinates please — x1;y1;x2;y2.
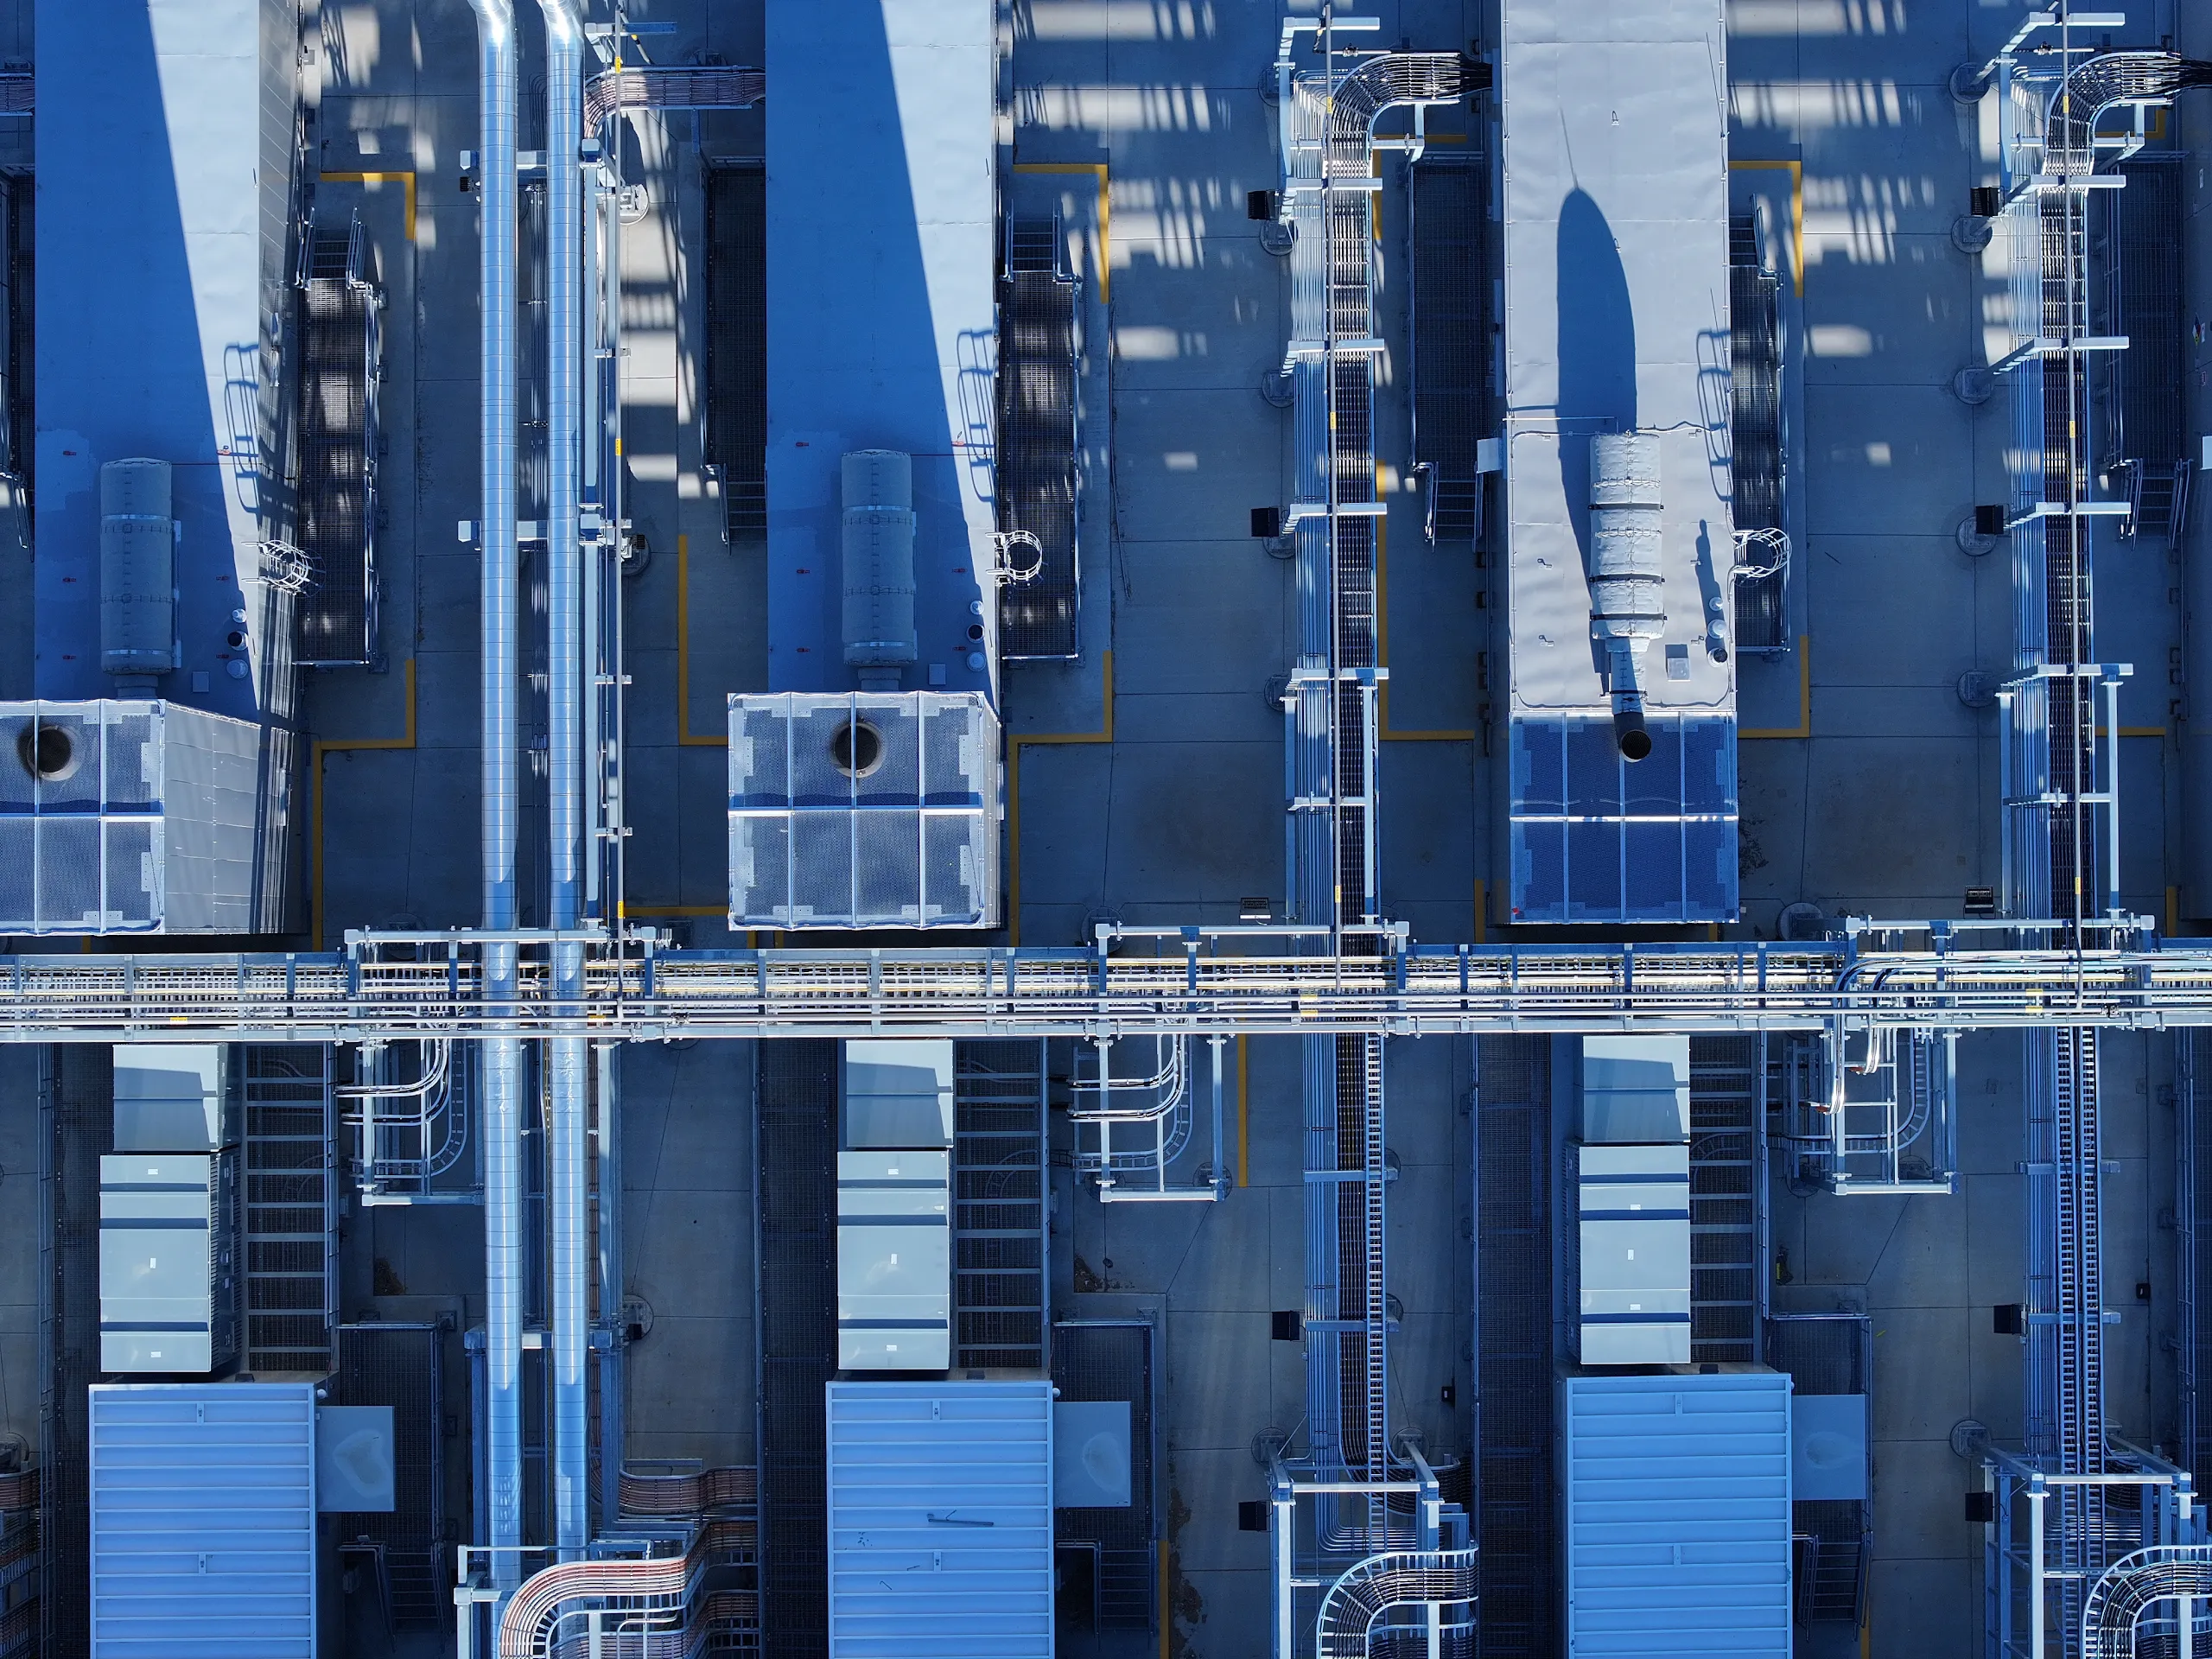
1587;431;1665;758
840;449;917;690
99;459;175;692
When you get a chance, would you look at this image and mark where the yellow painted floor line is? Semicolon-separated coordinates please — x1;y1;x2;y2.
676;532;728;747
1006;652;1115;948
1727;158;1803;296
313;657;418;950
318;170;417;242
1011;162;1109;302
1741;638;1813;740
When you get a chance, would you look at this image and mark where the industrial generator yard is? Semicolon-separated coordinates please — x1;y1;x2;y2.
0;0;2211;1654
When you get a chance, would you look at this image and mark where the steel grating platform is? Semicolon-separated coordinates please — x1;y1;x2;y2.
952;1039;1048;1370
706;164;767;543
754;1039;835;1659
296;219;380;667
1471;1034;1554;1659
1051;1319;1157;1635
996;217;1080;661
335;1321;448;1629
1409;155;1487;547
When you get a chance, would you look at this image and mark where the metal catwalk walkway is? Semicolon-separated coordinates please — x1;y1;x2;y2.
3;938;2210;1043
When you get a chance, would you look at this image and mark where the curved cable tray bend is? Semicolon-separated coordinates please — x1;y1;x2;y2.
2041;54;2212;175
1314;1548;1478;1659
2082;1545;2212;1658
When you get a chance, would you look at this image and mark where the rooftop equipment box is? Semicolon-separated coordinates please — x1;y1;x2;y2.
0;702;293;933
99;1151;239;1374
1560;1370;1792;1655
823;1380;1054;1656
88;1382;318;1657
728;691;1001;930
836;1039;955;1370
1567;1141;1691;1365
1494;0;1739;925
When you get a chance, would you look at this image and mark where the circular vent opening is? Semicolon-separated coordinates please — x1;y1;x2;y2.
1618;728;1653;762
16;721;77;781
830;718;885;778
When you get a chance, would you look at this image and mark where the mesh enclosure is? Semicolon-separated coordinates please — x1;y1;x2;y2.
0;701;278;931
728;692;1001;928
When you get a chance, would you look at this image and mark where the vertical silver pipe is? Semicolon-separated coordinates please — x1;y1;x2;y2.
463;0;524;1588
594;1039;625;1528
537;0;590;1560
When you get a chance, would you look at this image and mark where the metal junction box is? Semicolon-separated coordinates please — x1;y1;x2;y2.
99;1151;239;1374
1567;1141;1691;1365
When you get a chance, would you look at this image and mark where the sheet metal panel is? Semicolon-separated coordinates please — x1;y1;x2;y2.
766;0;997;699
1560;1370;1791;1654
824;1379;1055;1656
35;0;293;720
88;1381;317;1657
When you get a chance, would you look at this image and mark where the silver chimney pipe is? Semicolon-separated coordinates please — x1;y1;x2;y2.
463;0;524;1591
536;0;590;1563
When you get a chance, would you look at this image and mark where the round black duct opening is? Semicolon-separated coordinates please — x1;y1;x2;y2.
830;718;885;778
16;721;76;781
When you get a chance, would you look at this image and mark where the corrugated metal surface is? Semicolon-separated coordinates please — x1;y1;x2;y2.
87;1382;316;1658
1560;1370;1791;1655
824;1380;1053;1657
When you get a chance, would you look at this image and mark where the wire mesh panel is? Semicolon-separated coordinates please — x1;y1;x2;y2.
1052;1320;1155;1633
728;693;1001;929
1409;155;1487;545
757;1041;836;1658
707;165;767;541
1765;1312;1872;1625
2108;156;2188;535
335;1322;446;1629
0;701;282;933
1473;1035;1553;1658
41;1046;114;1659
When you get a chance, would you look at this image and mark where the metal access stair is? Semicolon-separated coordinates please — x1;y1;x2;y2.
951;1039;1047;1370
242;1045;337;1374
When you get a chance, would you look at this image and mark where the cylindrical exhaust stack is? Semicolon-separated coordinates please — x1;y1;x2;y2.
1587;432;1665;757
99;459;175;691
840;449;918;690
